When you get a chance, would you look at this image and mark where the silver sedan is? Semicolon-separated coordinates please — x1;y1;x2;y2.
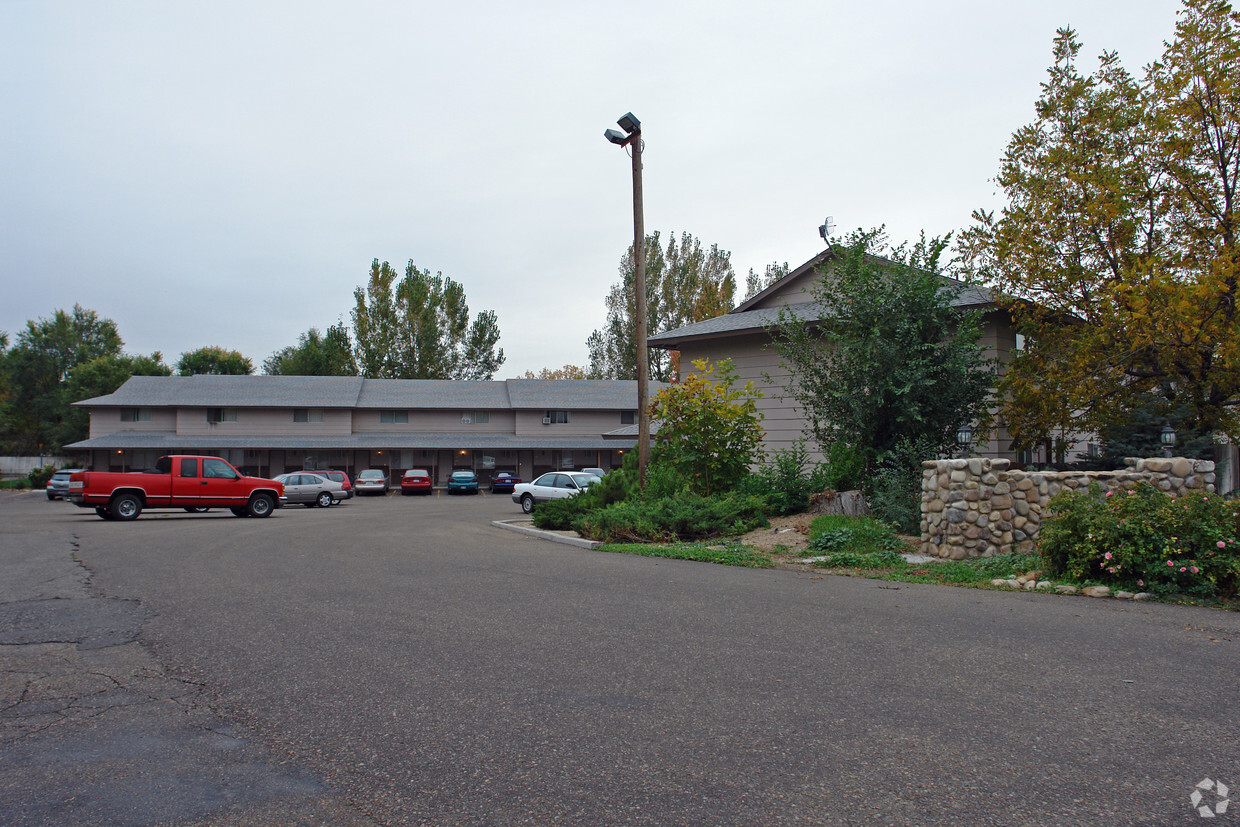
273;472;346;508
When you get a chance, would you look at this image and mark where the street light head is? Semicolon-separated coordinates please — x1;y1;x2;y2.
604;128;629;145
617;112;640;134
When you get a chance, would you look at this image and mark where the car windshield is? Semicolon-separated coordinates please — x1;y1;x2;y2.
451;471;474;480
405;470;427;478
569;473;601;487
358;470;384;480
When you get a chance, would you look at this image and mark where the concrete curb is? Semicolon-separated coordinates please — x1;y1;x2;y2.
491;519;602;550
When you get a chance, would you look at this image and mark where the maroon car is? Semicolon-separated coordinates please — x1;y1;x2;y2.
306;469;352;499
401;468;433;495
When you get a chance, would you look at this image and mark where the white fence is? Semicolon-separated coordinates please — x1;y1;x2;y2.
0;456;70;477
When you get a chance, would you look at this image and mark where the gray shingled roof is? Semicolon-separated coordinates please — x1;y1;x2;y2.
75;375;367;408
648;306;819;347
648;282;997;348
75;375;652;410
356;379;512;409
64;432;636;451
505;379;658;409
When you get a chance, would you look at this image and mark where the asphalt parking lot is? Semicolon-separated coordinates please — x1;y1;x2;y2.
2;489;1239;826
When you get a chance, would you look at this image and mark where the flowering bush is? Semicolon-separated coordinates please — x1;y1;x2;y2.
1038;483;1240;598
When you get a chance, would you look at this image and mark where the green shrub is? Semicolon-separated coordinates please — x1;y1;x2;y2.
866;436;938;534
808;514;905;556
576;493;769;543
27;465;56;489
822;441;867;492
740;441;831;516
1039;483;1240;598
530;456;639;531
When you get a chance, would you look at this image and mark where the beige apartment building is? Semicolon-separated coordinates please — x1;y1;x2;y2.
648;247;1024;463
68;375;652;486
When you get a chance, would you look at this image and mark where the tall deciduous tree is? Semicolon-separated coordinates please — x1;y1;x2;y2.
771;229;995;473
1;306;125;453
588;231;737;381
743;261;791;302
57;353;171;447
520;365;589;380
177;346;254;376
263;323;358;376
958;0;1240;446
351;259;505;380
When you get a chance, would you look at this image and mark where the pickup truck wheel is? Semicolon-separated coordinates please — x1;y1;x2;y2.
247;493;275;518
110;493;142;521
95;506;114;520
316;491;334;508
520;494;535;514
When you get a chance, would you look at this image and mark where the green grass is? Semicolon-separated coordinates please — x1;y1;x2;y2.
598;540;774;568
812;550;1040;587
0;479;30;490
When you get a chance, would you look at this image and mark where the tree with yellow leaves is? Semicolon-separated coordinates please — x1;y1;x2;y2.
959;0;1240;447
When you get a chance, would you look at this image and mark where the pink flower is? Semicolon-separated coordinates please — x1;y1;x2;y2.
1190;567;1199;574
1219;541;1227;549
1168;560;1175;566
1105;491;1113;498
1104;552;1113;560
1180;567;1187;572
1138;580;1145;587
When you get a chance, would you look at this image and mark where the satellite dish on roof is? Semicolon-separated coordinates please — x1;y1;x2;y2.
818;217;835;244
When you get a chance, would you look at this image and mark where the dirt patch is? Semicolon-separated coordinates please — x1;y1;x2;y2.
740;514;815;554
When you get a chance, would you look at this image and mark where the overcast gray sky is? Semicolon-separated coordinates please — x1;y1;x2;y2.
1;0;1185;378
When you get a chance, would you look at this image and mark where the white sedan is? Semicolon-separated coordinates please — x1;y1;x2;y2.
511;471;601;514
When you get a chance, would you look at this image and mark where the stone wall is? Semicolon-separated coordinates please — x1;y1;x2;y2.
919;456;1218;560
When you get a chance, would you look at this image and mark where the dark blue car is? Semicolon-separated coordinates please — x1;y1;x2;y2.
489;471;520;494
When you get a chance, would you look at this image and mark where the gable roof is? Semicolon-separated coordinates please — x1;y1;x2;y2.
74;375;367;408
74;375;653;411
649;247;997;349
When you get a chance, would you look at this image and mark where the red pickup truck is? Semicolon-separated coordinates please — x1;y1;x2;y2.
68;455;285;521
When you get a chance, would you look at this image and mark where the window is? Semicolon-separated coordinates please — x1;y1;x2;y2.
202;458;238;479
179;458;198;478
206;408;237;423
461;410;490;425
1014;333;1026;352
380;410;408;424
293;408;323;423
545;410;569;424
120;407;151;422
620;411;635;425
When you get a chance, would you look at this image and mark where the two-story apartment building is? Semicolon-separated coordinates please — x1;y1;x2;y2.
647;246;1023;462
68;375;655;486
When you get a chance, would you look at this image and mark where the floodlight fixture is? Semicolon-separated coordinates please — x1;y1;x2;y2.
604;128;629;145
617;112;640;134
